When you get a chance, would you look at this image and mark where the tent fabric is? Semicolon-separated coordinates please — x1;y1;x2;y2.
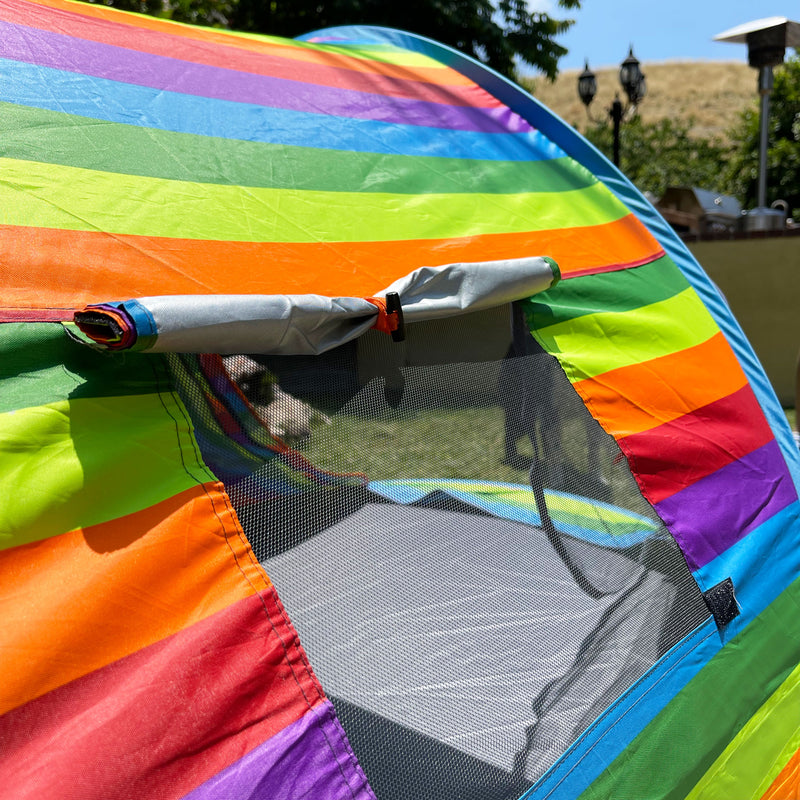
525;258;796;575
2;0;659;317
2;0;800;798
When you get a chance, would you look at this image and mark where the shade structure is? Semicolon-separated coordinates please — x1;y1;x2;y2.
2;1;800;799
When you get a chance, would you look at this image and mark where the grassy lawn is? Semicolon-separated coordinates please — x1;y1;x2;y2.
305;405;526;484
300;402;800;514
303;403;648;513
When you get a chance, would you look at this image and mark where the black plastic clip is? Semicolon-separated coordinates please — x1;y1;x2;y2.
385;292;406;343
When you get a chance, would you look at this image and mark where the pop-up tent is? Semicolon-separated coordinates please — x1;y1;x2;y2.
2;1;800;798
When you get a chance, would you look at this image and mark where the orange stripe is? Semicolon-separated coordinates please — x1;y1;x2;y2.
571;332;748;439
762;747;800;800
1;216;660;310
0;481;268;715
25;0;473;86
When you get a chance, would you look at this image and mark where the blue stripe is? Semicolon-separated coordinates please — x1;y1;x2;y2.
119;299;158;351
0;59;566;162
523;619;720;800
693;500;800;641
443;489;656;548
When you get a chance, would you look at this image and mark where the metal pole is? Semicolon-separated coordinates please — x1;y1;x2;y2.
610;95;623;167
757;65;773;208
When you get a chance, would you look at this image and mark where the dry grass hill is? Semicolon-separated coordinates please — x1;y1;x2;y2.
522;61;758;143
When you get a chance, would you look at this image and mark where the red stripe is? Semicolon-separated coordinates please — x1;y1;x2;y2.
0;588;326;800
5;1;490;106
0;307;75;321
562;249;666;280
618;383;775;504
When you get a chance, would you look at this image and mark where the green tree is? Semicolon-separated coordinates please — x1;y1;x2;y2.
86;0;234;27
583;115;730;200
723;56;800;218
81;0;581;80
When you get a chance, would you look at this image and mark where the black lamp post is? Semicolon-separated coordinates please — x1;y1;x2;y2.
578;47;646;167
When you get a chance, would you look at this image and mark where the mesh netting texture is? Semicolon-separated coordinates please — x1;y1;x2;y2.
167;304;710;800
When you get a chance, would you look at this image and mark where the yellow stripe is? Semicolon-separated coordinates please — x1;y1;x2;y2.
0;394;212;551
0;158;626;243
685;660;800;799
536;287;720;382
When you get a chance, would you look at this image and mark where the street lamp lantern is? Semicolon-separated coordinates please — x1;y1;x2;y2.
619;46;646;105
578;60;597;107
577;47;646;167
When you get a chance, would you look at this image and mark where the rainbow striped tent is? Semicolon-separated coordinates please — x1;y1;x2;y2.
2;1;800;798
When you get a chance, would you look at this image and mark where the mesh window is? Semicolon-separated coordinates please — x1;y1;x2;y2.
167;303;709;800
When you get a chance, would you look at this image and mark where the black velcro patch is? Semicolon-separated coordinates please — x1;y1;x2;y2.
703;577;740;630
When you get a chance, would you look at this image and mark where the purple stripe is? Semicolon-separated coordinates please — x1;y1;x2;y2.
655;438;797;570
182;700;375;800
2;21;532;133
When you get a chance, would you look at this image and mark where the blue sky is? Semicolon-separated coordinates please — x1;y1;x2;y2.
530;1;798;73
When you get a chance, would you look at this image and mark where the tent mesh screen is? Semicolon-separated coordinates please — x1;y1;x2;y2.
167;303;710;800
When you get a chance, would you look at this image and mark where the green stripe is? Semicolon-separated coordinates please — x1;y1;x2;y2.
0;324;213;551
0;324;169;414
580;576;800;800
532;286;720;381
0;103;593;195
230;35;443;67
1;158;626;243
288;39;443;67
685;660;800;799
524;256;690;329
0;392;213;551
